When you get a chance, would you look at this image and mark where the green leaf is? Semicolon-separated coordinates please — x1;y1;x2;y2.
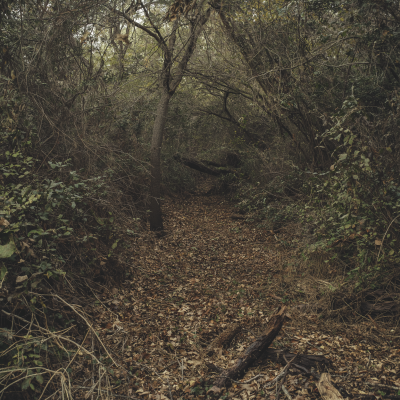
36;374;44;384
338;153;347;161
94;215;104;225
0;235;16;259
111;240;119;250
0;263;7;280
21;378;31;390
31;278;42;288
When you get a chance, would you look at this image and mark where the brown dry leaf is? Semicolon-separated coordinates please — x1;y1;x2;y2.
187;360;202;366
21;241;30;250
86;194;398;400
0;218;9;228
16;275;28;283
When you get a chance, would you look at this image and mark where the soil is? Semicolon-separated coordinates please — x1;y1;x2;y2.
84;193;400;400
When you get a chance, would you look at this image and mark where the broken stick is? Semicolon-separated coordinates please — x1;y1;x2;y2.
316;373;344;400
263;348;331;370
208;306;286;394
206;323;241;356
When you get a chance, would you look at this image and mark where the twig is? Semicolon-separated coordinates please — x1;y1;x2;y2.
366;354;372;369
366;382;400;391
181;358;184;382
38;329;91;400
160;361;178;372
377;215;400;262
73;386;139;399
167;378;173;400
293;363;321;381
86;281;119;317
264;370;288;388
226;388;245;400
281;385;292;400
276;354;299;400
239;374;266;384
292;364;307;373
218;373;268;384
43;389;61;400
30;292;117;366
0;370;59;396
83;368;107;400
1;310;101;364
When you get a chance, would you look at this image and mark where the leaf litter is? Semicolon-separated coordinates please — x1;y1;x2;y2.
88;195;400;400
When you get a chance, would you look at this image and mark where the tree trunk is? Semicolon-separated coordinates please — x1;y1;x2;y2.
316;373;344;400
149;89;170;231
208;307;286;394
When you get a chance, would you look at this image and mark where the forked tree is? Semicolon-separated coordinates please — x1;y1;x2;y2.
110;0;212;231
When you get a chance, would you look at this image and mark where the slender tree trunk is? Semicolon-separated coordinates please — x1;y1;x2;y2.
149;88;170;231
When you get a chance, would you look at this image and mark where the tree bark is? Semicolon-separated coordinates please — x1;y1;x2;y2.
116;2;211;231
316;373;344;400
149;89;171;231
208;307;286;394
262;348;330;370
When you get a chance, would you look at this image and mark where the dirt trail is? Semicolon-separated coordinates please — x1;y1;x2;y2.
93;194;399;399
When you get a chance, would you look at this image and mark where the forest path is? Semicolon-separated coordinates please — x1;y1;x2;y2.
94;194;396;399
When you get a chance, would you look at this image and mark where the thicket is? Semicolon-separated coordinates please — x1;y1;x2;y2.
207;0;400;289
0;0;150;397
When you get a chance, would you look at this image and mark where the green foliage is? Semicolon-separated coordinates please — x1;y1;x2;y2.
0;78;124;396
0;78;114;293
225;0;400;289
162;157;197;193
308;93;400;284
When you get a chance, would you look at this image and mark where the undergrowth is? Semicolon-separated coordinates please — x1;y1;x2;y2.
230;93;400;293
0;77;133;398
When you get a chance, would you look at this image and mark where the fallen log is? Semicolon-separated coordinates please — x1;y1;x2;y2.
206;323;241;356
316;373;344;400
360;300;400;315
174;154;237;177
208;307;286;394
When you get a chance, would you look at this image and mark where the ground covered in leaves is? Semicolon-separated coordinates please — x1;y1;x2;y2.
85;194;400;400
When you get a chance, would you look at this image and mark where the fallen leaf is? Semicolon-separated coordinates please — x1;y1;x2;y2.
0;218;10;228
16;275;28;283
0;235;16;259
187;360;202;366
